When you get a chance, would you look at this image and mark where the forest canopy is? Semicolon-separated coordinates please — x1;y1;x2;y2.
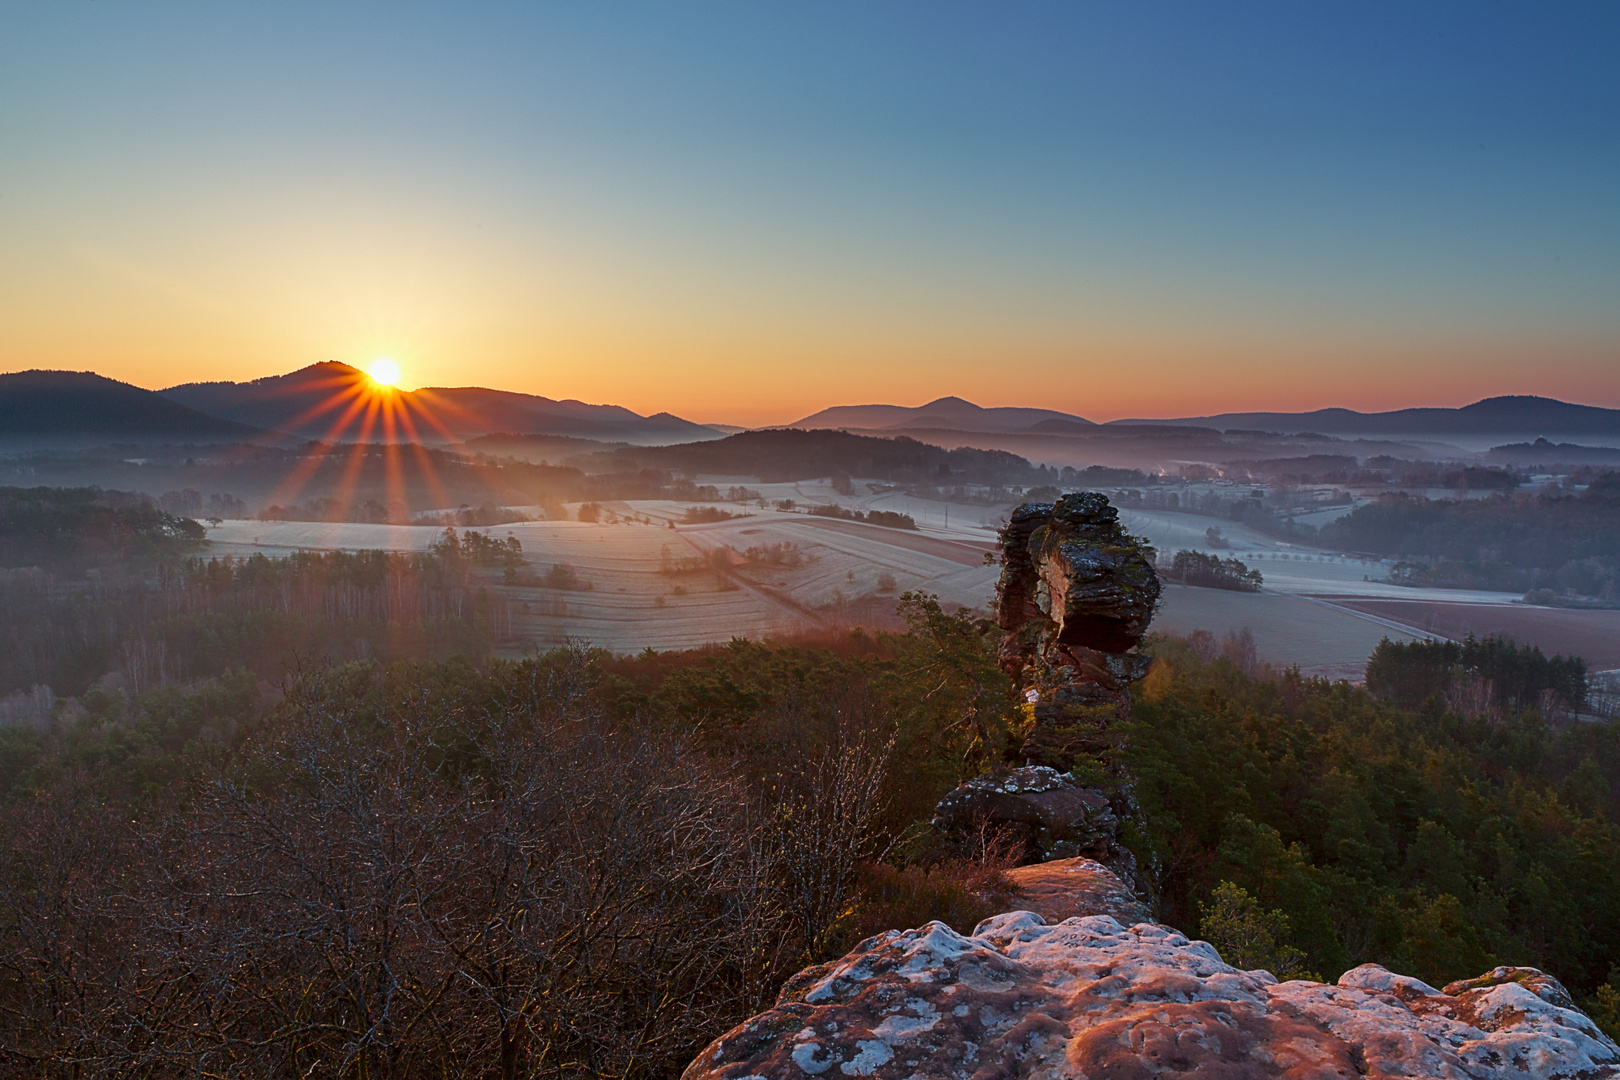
1;615;1617;1074
0;486;205;574
1321;489;1620;599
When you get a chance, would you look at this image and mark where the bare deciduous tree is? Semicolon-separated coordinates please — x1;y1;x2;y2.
0;650;794;1079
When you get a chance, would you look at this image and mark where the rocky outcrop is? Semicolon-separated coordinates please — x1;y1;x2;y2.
996;493;1158;776
930;767;1118;864
1002;856;1153;926
686;909;1620;1080
933;493;1159;875
999;495;1160;657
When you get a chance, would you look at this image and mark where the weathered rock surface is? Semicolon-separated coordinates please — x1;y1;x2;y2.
931;767;1119;864
989;492;1159;786
996;493;1160;675
1003;856;1153;926
934;493;1160;878
687;912;1620;1080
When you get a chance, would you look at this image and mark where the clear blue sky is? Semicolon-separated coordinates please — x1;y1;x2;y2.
2;2;1616;422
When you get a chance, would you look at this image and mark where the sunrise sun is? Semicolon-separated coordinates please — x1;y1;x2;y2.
368;357;401;388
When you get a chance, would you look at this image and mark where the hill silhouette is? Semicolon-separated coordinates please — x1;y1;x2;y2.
586;427;1046;485
1110;395;1620;437
788;396;1095;433
161;363;722;445
0;370;261;448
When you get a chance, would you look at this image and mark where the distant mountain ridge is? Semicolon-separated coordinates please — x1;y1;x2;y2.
10;366;1618;456
1109;396;1620;437
161;363;724;445
788;393;1620;441
0;370;261;448
788;396;1095;433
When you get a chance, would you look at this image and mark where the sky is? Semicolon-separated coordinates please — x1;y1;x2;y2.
1;2;1617;426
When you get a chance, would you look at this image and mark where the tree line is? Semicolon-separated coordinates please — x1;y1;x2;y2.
1321;488;1620;601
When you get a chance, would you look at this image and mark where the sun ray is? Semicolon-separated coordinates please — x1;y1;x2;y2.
262;386;375;510
275;379;370;432
248;361;528;531
391;402;454;512
400;387;499;436
381;393;408;526
394;390;528;515
328;394;385;519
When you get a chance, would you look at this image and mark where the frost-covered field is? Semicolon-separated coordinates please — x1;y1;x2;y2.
205;503;999;654
203;496;1609;671
1154;585;1423;680
1120;505;1620;672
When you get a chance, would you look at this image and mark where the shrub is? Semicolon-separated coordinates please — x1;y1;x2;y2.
805;504;917;530
1199;881;1318;981
846;861;1011;943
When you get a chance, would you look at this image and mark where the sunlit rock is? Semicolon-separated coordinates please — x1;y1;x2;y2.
1000;855;1153;926
686;883;1620;1079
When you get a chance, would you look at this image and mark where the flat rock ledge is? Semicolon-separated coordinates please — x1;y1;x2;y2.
685;912;1620;1080
1003;856;1153;927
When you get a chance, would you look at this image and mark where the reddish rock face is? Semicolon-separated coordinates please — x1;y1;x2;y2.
1002;856;1153;926
990;493;1158;780
996;493;1160;669
939;492;1159;877
686;909;1620;1080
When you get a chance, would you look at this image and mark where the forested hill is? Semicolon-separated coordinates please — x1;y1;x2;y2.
577;428;1053;485
1320;487;1620;597
0;370;261;447
1123;395;1620;438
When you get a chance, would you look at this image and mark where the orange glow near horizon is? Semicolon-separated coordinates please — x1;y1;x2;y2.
20;310;1612;429
7;319;1620;428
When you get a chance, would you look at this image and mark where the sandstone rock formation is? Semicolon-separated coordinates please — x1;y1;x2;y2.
686;906;1620;1080
1002;855;1153;926
999;494;1161;659
995;493;1159;770
929;766;1121;865
933;493;1159;873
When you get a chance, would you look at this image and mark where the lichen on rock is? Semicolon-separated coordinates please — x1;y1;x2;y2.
685;866;1620;1079
929;766;1118;863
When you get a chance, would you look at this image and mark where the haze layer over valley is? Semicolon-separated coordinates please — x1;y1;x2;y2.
8;366;1620;682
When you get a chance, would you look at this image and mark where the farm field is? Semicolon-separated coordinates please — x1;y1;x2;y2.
206;505;1000;654
1153;584;1419;681
1326;599;1620;671
1118;506;1524;603
204;495;1602;675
